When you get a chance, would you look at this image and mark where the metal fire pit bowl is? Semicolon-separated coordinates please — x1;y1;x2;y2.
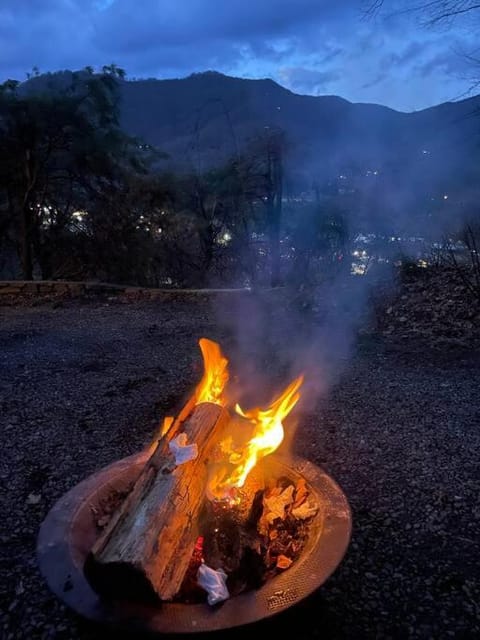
37;452;351;634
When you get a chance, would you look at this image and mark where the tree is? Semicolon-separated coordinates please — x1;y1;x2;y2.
366;1;480;24
0;66;138;279
165;165;249;287
288;200;350;289
243;128;286;287
366;2;480;94
80;171;173;285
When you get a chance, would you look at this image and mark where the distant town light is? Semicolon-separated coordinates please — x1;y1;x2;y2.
351;263;366;275
217;231;232;246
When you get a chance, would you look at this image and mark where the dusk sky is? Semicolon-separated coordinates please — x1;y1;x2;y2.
1;0;479;112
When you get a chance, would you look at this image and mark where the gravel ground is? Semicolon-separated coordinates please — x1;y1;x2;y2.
1;297;479;639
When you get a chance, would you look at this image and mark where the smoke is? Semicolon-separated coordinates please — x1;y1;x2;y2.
203;82;480;423
214;266;385;418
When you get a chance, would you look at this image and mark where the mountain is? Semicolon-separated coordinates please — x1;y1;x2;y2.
119;71;480;188
19;70;480;199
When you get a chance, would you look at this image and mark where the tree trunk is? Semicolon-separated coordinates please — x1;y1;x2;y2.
20;148;37;280
270;150;283;288
20;203;33;280
270;221;280;287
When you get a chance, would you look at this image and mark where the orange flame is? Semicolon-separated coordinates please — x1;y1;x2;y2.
195;338;229;406
208;375;303;498
147;416;174;455
160;416;174;438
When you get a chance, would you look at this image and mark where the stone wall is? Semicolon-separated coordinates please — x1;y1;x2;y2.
0;280;252;303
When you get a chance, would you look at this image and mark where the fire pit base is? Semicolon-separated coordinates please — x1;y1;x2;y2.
37;452;351;634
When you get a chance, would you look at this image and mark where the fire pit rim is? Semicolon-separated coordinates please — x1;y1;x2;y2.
37;450;352;634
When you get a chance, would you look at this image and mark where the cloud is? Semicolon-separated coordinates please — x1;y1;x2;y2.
278;67;340;94
88;0;350;81
92;0;344;50
0;1;93;79
414;43;478;79
0;0;477;110
361;73;387;90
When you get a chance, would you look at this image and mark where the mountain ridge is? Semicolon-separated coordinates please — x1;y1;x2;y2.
17;69;480;194
126;70;478;114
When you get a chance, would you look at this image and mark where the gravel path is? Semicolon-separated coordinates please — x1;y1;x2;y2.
1;298;479;639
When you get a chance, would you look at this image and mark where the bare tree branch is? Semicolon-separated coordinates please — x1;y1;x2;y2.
365;1;480;24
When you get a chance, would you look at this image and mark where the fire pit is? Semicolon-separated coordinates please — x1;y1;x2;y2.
38;452;350;633
37;338;351;633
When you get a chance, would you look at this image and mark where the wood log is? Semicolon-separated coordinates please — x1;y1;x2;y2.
85;402;230;602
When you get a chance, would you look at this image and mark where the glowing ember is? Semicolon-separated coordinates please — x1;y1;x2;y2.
195;338;229;406
208;375;304;499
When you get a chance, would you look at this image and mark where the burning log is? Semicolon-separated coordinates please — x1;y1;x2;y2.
85;402;230;603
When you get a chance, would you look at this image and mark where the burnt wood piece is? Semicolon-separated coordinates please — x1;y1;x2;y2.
200;474;266;595
85;403;230;602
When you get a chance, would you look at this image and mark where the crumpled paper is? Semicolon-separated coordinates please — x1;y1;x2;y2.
263;485;294;524
168;433;198;465
292;499;318;520
197;564;230;605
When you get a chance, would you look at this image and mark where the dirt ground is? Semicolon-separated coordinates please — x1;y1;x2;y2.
1;296;479;639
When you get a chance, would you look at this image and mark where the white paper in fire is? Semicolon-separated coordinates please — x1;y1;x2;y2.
197;564;230;605
168;433;198;465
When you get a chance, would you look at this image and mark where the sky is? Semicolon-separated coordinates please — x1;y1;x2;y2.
0;0;479;112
